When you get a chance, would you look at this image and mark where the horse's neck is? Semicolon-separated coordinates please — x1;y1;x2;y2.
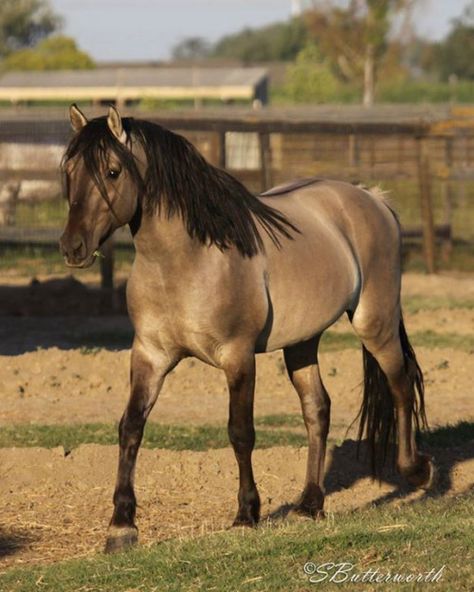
133;211;204;269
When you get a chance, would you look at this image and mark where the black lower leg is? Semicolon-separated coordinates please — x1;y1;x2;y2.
226;357;260;527
110;412;144;527
105;348;170;553
229;422;260;526
105;411;144;553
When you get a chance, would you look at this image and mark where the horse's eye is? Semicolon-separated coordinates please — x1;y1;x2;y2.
107;169;120;179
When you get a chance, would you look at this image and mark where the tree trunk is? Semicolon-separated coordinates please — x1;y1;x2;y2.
363;43;375;108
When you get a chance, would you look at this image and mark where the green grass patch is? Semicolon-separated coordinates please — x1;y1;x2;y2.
0;491;472;591
320;330;474;352
0;422;307;452
320;332;359;351
255;414;303;428
15;200;67;228
411;331;474;351
3;419;472;453
0;245;65;275
402;295;474;314
0;244;134;277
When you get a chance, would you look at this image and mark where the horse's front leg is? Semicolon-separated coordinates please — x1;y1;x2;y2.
223;352;260;527
105;341;174;553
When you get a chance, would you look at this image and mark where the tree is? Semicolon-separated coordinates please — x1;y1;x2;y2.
306;1;416;106
172;37;211;61
436;1;474;81
0;0;61;58
4;35;95;70
212;18;308;63
282;43;343;102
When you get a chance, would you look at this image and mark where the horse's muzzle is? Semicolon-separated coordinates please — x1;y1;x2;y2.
59;231;93;267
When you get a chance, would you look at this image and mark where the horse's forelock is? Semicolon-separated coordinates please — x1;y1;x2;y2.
65;117;144;202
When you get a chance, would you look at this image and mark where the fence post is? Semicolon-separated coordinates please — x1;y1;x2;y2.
417;138;436;274
259;132;272;192
100;236;115;310
348;133;358;168
218;131;226;170
440;137;454;263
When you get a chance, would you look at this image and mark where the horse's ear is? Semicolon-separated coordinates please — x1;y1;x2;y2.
107;105;126;143
69;103;88;132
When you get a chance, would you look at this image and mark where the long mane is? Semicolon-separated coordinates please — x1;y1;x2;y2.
64;116;298;257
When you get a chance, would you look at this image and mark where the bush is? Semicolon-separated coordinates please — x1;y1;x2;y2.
378;79;474;103
3;35;95;70
276;44;358;104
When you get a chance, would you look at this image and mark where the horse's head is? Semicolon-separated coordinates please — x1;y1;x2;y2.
59;104;142;268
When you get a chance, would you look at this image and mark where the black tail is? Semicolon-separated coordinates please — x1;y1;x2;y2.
357;315;428;477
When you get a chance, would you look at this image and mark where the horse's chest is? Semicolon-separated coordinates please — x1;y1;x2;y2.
127;278;223;360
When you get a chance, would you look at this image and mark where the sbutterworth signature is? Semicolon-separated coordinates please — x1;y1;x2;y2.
303;562;446;584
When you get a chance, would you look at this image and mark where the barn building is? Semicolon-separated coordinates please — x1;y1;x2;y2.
0;67;269;107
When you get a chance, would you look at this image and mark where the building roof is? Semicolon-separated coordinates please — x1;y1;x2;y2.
0;67;268;102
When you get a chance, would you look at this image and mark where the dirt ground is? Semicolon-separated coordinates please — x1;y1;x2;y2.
0;272;473;571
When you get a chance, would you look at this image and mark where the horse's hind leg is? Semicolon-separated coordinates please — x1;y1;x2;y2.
284;337;329;518
351;306;434;488
105;341;175;553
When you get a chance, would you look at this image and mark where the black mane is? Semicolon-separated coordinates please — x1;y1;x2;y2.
64;116;298;257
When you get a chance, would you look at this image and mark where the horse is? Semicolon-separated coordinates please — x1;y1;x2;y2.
59;104;435;553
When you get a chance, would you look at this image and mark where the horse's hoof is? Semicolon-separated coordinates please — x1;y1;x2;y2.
293;503;325;520
232;509;259;528
104;526;138;554
294;483;325;519
232;518;256;528
402;455;437;490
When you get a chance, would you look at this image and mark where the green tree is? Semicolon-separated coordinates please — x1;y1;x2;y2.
436;1;474;80
172;37;211;60
212;18;308;63
306;1;416;106
0;0;61;58
282;43;344;102
3;35;95;70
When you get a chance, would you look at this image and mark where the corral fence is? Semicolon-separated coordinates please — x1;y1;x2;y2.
1;105;473;290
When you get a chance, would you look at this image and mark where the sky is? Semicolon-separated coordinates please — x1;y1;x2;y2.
49;0;473;63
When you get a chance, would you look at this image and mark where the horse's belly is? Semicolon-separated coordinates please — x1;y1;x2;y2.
262;287;355;352
259;232;359;352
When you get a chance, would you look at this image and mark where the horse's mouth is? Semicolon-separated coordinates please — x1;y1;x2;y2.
63;252;96;269
64;255;95;269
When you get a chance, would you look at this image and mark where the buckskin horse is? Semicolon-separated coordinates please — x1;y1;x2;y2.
59;105;435;552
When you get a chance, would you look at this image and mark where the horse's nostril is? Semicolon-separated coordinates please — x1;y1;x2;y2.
60;232;86;261
73;242;84;257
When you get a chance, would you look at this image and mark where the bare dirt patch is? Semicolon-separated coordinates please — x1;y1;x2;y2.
1;442;473;572
0;347;472;431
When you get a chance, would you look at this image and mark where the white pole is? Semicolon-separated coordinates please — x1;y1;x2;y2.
291;0;302;17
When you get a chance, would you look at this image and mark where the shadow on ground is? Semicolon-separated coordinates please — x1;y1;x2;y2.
0;276;132;355
0;528;37;559
0;315;133;355
266;421;474;520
